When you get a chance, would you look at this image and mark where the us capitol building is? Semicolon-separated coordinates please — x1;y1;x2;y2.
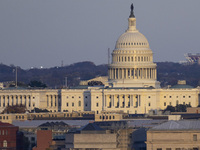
0;5;200;114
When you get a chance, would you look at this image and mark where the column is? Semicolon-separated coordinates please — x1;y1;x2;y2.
122;69;124;79
155;69;157;79
153;69;155;79
131;95;133;107
125;69;128;79
104;95;107;107
114;69;117;79
145;68;147;79
5;96;8;107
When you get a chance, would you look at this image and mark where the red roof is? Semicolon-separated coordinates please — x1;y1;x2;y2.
0;121;17;127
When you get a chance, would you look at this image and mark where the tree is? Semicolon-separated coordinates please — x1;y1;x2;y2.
31;107;49;113
2;105;26;114
28;80;47;88
88;81;104;86
164;104;191;112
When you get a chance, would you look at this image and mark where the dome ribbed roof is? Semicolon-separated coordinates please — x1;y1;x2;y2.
115;30;149;49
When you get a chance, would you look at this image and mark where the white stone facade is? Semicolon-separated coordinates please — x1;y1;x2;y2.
0;6;199;115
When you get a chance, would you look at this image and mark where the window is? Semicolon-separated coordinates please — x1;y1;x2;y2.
164;102;166;106
96;96;98;99
3;140;7;147
157;148;162;150
166;149;171;150
183;96;185;98
148;96;151;98
169;96;172;98
72;96;74;99
164;96;166;98
169;102;172;105
66;103;68;106
193;134;197;141
96;103;99;107
148;103;151;106
31;137;35;141
72;103;74;107
78;101;81;107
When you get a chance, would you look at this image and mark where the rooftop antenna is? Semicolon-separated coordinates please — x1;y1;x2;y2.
15;66;18;88
61;60;64;67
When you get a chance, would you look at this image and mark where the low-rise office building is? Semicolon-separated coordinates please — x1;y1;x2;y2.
146;120;200;150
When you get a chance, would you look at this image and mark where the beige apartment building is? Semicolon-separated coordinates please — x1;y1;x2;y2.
0;5;200;115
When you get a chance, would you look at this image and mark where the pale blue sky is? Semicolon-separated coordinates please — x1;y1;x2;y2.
0;0;200;69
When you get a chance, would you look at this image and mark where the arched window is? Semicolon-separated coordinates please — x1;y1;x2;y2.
3;140;7;147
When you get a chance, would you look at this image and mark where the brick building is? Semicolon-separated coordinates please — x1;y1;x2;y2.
0;121;19;150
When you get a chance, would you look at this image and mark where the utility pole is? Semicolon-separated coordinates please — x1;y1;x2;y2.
15;66;17;88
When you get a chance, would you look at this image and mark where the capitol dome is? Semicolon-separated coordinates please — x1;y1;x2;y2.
108;4;160;89
115;31;150;49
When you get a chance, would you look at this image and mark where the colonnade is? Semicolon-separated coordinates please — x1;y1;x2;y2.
103;94;141;109
46;95;58;108
0;95;32;108
109;68;156;80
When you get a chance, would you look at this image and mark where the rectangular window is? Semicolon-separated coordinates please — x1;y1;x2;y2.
72;102;74;107
66;103;68;107
193;134;197;141
96;103;99;107
166;148;171;150
148;103;151;106
164;102;166;106
157;149;162;150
